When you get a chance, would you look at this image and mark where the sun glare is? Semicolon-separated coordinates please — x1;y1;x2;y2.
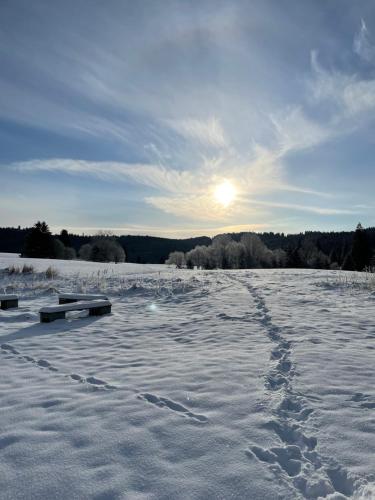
214;180;237;207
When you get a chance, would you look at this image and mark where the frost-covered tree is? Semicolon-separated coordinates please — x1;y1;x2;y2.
91;239;125;263
79;243;92;261
185;245;210;269
240;233;273;268
53;239;65;259
79;238;125;263
226;241;246;269
299;237;330;269
272;248;287;268
165;251;186;268
211;234;232;268
64;246;76;260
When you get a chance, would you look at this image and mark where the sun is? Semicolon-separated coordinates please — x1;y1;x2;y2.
214;180;237;207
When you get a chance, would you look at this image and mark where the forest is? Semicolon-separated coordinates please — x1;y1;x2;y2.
0;223;374;271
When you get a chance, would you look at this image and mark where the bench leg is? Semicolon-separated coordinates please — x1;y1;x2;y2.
1;299;18;310
89;305;112;316
40;311;66;323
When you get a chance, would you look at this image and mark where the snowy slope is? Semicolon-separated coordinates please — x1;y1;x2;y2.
0;254;374;499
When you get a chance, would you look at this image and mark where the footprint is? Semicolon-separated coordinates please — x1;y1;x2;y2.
247;445;276;464
39;399;63;408
279;397;302;414
264;420;317;451
266;373;288;390
248;445;302;477
86;376;107;386
350;392;368;402
277;358;293;374
270;349;283;360
69;374;116;390
360;402;375;409
0;435;20;450
326;466;355;497
271;446;302;477
139;392;208;423
1;343;19;355
37;359;58;372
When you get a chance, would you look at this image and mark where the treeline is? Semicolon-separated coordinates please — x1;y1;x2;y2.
0;225;210;264
0;222;374;269
166;224;375;271
20;222;126;263
22;222;77;260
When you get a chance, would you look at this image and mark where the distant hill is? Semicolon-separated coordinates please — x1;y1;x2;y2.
0;225;374;264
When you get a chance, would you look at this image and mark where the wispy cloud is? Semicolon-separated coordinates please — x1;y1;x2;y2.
353;18;375;63
10;153;353;222
166;117;228;148
245;199;361;216
309;49;375;120
13;158;195;193
270;106;331;155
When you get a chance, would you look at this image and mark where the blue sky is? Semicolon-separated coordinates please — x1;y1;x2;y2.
1;0;374;237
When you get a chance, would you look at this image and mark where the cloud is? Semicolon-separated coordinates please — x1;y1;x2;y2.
145;191;249;222
11;39;372;227
245;198;361;216
10;154;359;222
166;117;228;148
270;106;331;154
13;158;195;193
309;49;375;120
353;18;375;63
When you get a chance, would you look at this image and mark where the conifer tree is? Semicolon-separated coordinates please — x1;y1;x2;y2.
22;221;55;258
352;223;371;271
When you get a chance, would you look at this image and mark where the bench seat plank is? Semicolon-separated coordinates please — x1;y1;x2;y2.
40;300;111;313
58;293;108;304
40;300;112;323
0;295;18;301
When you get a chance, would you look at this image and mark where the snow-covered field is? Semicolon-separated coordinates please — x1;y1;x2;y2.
0;253;374;500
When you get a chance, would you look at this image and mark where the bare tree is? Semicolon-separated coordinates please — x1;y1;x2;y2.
166;251;186;268
79;238;125;263
226;241;246;269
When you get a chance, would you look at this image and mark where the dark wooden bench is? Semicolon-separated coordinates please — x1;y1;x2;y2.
58;293;108;304
0;294;18;310
39;300;112;323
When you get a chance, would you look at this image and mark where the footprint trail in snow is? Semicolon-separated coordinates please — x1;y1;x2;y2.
239;279;360;499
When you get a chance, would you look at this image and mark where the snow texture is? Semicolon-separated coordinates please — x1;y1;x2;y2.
40;300;111;314
0;294;18;300
59;293;108;301
0;253;374;499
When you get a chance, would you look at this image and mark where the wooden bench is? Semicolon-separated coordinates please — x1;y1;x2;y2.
39;300;112;323
0;294;18;310
58;293;108;304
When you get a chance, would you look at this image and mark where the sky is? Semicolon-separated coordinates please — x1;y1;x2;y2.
1;0;375;238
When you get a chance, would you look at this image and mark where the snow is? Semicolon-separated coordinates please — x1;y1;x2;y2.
0;253;374;499
59;293;108;301
39;300;111;314
0;294;18;300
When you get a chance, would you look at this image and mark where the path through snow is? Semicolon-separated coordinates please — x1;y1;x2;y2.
0;256;374;499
